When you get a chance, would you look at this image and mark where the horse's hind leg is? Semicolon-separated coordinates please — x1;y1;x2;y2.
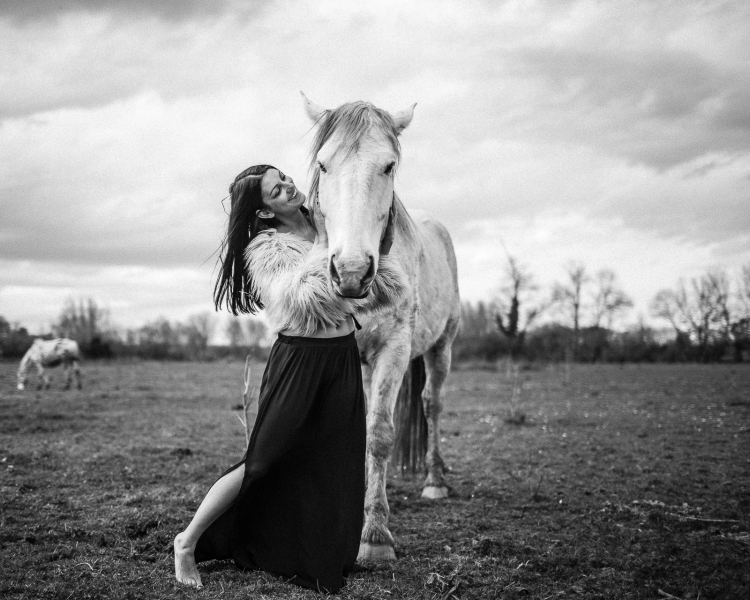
421;317;458;500
35;362;48;390
63;361;72;390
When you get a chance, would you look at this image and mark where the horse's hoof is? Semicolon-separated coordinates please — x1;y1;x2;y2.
357;542;396;562
421;485;449;500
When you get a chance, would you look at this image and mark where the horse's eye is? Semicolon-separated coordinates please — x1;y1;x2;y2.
383;162;395;175
317;161;327;173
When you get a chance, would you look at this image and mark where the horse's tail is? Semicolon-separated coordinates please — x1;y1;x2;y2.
391;356;427;476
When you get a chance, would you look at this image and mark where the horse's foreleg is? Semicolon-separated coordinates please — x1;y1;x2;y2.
421;319;458;500
63;361;72;390
358;342;410;563
361;362;372;411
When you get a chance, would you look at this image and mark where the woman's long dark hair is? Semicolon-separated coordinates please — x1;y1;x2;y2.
213;164;277;315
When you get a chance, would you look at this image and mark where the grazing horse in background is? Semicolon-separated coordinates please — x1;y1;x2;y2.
302;93;461;562
17;338;83;391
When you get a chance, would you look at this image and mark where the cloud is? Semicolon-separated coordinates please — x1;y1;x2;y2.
0;8;270;119
0;258;216;333
405;1;750;172
0;0;242;23
592;154;750;247
1;0;749;331
0;93;235;268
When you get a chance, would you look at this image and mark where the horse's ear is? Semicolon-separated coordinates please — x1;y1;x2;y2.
392;103;416;134
301;91;328;123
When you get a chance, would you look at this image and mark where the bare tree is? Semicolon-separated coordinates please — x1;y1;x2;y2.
226;318;244;348
494;253;544;359
591;269;633;329
460;301;494;338
243;317;268;347
650;269;733;361
650;289;684;336
182;312;215;354
676;275;721;359
731;264;750;361
54;298;108;341
739;264;750;317
53;297;113;356
708;270;732;346
552;262;589;360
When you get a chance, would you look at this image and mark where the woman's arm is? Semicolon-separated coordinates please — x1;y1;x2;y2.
245;232;355;335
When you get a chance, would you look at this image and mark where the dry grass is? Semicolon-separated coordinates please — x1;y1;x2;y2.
1;360;749;599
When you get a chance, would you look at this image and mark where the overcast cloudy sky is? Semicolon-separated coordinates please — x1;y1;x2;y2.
1;0;749;336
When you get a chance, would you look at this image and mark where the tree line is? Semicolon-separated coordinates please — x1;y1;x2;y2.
0;299;268;362
455;258;750;363
1;261;749;363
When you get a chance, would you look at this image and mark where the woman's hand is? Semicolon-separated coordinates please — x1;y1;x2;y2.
312;196;328;245
379;205;395;256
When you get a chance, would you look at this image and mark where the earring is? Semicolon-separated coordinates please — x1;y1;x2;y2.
256;209;275;219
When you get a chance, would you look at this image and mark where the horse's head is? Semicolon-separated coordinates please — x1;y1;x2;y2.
303;92;415;298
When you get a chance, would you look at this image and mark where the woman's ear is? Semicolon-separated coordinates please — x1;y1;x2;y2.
256;209;275;219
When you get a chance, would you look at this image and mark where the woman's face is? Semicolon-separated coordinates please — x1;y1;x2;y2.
259;169;306;216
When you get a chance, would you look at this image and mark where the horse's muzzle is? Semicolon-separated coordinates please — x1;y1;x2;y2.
330;254;376;298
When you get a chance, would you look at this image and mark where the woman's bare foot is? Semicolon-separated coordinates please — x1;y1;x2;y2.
174;532;203;588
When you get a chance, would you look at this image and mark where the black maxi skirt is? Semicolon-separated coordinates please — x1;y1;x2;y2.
194;331;366;593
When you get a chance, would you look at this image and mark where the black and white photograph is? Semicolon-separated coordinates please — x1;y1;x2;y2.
1;1;749;598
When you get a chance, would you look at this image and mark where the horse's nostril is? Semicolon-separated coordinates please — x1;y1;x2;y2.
361;255;376;286
329;255;341;285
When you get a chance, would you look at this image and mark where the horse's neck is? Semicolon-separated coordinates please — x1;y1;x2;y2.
18;351;35;374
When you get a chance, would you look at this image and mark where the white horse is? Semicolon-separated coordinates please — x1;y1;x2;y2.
302;93;461;562
17;338;83;391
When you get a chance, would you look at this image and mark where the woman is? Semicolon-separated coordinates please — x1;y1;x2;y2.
174;164;398;593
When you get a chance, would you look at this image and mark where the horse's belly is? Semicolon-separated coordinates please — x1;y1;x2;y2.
42;357;63;367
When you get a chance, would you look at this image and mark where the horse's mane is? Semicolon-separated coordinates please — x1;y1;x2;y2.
309;101;401;163
306;101;418;252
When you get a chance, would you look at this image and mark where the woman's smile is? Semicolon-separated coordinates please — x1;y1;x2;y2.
289;188;306;204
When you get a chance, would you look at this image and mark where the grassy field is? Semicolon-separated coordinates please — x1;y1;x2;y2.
1;359;748;599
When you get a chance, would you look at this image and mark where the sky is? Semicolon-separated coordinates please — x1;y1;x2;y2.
1;0;749;338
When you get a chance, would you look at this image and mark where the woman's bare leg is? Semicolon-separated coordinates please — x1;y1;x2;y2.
174;465;244;588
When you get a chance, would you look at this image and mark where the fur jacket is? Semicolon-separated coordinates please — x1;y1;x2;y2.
245;230;409;336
